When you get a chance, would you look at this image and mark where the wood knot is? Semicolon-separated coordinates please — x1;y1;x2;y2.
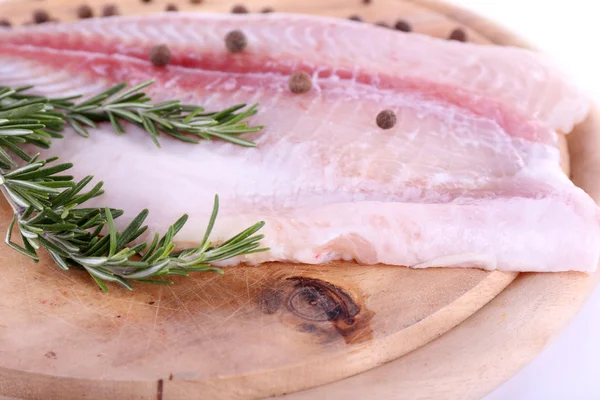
286;277;360;325
255;274;374;345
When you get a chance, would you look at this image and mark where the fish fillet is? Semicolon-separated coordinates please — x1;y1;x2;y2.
0;13;589;133
0;14;597;272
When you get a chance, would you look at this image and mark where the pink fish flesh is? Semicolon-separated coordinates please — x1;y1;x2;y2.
0;13;597;272
0;13;589;133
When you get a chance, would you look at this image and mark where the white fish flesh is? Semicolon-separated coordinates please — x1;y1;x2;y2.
0;13;597;272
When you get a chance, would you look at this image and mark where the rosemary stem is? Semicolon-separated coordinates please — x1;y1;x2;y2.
0;186;25;215
0;170;26;216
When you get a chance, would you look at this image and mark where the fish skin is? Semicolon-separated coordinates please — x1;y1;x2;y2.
0;15;597;272
0;12;590;133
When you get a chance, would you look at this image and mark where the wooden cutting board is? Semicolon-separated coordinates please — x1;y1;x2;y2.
0;1;597;400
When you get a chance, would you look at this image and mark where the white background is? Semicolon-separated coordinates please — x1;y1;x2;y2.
446;1;600;399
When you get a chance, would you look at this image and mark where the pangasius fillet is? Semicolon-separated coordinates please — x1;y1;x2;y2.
0;13;589;133
0;13;597;272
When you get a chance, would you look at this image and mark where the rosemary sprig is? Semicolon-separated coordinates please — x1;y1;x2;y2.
2;80;263;148
0;82;268;291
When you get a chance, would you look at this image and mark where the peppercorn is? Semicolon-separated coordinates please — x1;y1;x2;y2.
376;110;396;130
288;72;312;94
231;4;249;14
149;44;172;67
165;3;178;11
0;19;11;28
348;15;363;22
394;20;412;32
261;7;274;13
102;4;119;17
190;0;204;3
77;5;94;19
225;30;247;53
448;28;467;42
33;9;50;24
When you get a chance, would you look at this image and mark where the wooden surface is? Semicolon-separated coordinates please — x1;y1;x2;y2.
0;1;595;400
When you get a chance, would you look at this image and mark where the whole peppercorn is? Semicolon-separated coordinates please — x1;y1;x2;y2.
448;28;468;42
165;3;178;12
225;30;247;53
376;110;397;130
261;7;274;13
0;19;11;28
288;72;312;94
149;44;172;67
231;4;249;14
102;4;119;17
77;5;94;19
394;20;412;32
348;15;363;22
33;10;51;24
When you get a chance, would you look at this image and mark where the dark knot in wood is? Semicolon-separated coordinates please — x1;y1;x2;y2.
286;277;360;325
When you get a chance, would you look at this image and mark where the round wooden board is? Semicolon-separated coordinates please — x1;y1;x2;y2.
0;1;595;400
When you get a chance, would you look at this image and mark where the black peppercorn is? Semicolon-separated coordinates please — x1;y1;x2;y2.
231;4;249;14
77;5;94;19
288;72;312;94
394;20;412;32
225;30;247;53
376;110;396;130
149;44;172;67
33;10;50;24
448;28;468;42
102;4;119;17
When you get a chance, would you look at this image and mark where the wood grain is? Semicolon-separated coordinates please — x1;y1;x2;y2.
0;190;516;400
0;1;593;400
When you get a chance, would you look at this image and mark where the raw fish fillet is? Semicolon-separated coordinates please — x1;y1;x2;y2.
0;13;589;133
0;14;597;272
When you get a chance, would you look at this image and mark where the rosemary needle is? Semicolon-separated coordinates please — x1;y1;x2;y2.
0;82;268;291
